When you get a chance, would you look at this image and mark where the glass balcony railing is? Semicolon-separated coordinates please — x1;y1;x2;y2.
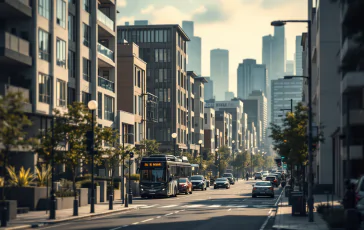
97;43;114;61
97;9;114;32
98;76;114;92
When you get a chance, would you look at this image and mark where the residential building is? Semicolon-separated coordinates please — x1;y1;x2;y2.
210;49;229;100
193;75;208;149
248;90;268;147
285;60;294;75
182;21;201;76
215;111;233;148
225;91;235;101
117;24;190;151
204;76;214;101
203;107;216;157
206;99;244;152
237;59;268;99
117;42;147;155
0;0;117;170
295;35;303;76
271;78;303;127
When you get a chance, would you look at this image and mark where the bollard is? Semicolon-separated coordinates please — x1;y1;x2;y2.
0;202;8;227
124;194;128;207
73;199;79;216
109;195;113;210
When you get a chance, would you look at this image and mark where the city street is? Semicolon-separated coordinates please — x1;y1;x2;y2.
39;180;282;230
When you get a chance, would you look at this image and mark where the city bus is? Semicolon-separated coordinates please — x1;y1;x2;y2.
139;155;192;198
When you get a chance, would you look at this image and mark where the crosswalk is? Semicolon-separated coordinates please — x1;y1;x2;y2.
133;203;275;209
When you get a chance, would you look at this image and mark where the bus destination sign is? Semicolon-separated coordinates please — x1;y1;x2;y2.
143;162;162;167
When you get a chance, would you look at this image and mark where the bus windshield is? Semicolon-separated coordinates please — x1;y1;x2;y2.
141;169;166;183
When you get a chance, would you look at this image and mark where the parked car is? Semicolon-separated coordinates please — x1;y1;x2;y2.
190;175;207;191
178;177;192;195
266;175;279;187
252;181;275;198
214;178;230;189
255;172;262;180
223;173;235;185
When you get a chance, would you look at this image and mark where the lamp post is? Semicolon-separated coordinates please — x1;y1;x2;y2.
271;18;313;222
128;151;134;204
49;116;56;219
232;140;235;177
278;99;293;118
215;148;219;177
121;125;133;205
198;140;203;174
87;100;98;214
171;133;177;156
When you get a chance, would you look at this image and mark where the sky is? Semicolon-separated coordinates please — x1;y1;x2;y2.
117;0;308;94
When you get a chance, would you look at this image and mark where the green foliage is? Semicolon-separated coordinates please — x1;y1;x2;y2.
35;165;52;187
231;151;250;171
77;180;100;188
269;103;324;166
55;190;77;197
59;179;74;190
252;154;264;170
140;139;160;156
6;166;35;187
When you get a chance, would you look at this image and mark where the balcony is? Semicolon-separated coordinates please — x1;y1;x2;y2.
97;9;114;36
341;71;364;94
340;36;359;63
341;0;363;26
0;0;32;18
343;109;364;126
0;31;32;67
0;83;32;112
98;0;115;5
97;43;114;67
98;76;115;92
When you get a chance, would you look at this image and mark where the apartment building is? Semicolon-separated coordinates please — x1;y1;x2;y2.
0;0;117;169
193;75;207;149
117;24;190;152
215;111;233;148
203;107;216;157
116;42;147;173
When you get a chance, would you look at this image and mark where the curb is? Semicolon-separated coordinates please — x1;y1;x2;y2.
2;207;137;230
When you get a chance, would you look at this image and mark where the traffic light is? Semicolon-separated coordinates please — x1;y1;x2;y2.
129;151;134;158
86;131;93;152
274;158;282;167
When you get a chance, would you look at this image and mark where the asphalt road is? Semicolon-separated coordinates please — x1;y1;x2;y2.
39;179;282;230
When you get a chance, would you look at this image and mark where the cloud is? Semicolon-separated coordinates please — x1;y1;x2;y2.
149;6;191;24
261;0;301;9
192;4;229;24
117;0;127;8
192;5;207;15
140;5;155;14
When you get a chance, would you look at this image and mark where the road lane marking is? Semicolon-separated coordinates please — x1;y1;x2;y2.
160;205;178;208
183;204;204;208
165;213;174;216
132;222;139;225
140;204;158;209
228;208;232;211
175;211;180;213
156;216;162;219
208;205;221;208
234;205;248;208
141;218;154;223
259;208;273;230
109;225;129;230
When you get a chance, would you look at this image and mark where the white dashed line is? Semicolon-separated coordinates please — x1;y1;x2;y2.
165;213;173;216
141;218;154;223
160;205;178;208
156;216;162;219
132;222;139;225
209;205;221;208
228;208;232;211
175;211;180;213
109;226;128;230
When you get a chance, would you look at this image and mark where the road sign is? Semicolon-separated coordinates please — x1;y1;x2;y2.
283;164;287;169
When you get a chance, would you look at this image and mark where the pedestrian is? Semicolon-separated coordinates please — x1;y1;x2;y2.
343;181;357;210
246;172;249;181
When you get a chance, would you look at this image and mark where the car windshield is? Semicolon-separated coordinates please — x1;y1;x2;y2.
179;178;187;183
141;169;166;183
191;176;203;180
255;173;261;175
216;178;227;181
255;182;271;186
223;173;232;177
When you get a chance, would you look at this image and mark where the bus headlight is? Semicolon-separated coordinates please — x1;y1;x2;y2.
162;188;165;191
140;188;143;191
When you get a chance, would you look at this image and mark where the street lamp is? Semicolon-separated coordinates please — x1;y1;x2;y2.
232;140;235;177
215;148;219;177
171;133;177;156
198;140;203;174
272;18;313;222
87;100;98;214
121;127;133;205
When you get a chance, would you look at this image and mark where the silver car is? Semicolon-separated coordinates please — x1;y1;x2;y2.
252;181;275;198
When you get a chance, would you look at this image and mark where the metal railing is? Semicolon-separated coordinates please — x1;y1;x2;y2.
97;43;114;61
97;10;114;31
98;76;115;92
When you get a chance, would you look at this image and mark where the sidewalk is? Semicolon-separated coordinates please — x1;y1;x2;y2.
273;191;342;230
0;201;138;230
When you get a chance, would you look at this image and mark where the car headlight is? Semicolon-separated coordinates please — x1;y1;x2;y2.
199;181;203;184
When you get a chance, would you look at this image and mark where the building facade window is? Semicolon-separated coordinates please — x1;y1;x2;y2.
39;0;50;19
154;49;170;62
68;50;75;78
56;0;66;28
83;23;90;47
39;29;50;61
83;0;90;13
38;73;51;104
56;38;66;68
68;87;76;105
82;91;91;105
68;14;76;41
98;92;102;119
104;95;114;121
57;79;66;107
83;58;91;82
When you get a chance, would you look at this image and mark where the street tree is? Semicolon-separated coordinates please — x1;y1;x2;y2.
0;92;36;200
269;102;324;169
231;151;250;177
140;139;160;156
